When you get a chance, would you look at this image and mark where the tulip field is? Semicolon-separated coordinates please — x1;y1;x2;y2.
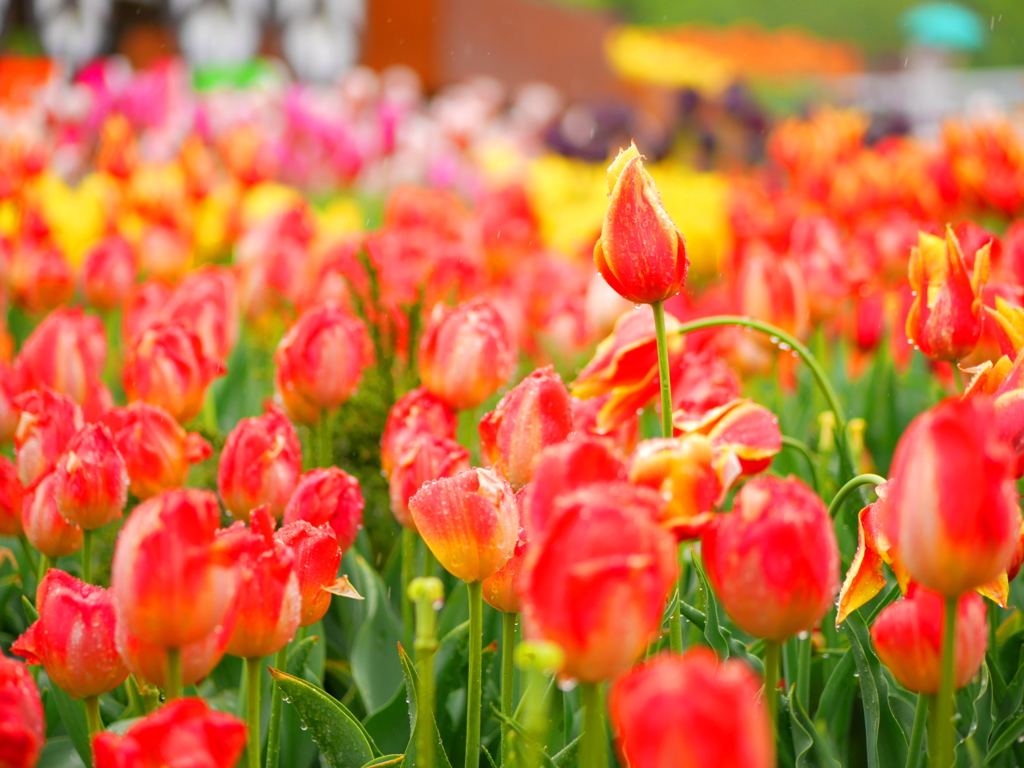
5;62;1024;768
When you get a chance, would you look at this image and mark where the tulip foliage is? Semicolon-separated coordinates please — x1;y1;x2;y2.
6;83;1024;768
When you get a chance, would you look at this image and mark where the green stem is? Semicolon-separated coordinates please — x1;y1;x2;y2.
411;577;443;768
37;553;51;585
908;694;929;768
465;581;483;768
318;410;333;468
781;435;820;495
651;301;675;438
265;646;288;768
515;642;563;768
669;588;683;654
84;694;102;739
165;647;182;701
202;387;219;436
17;534;37;589
827;473;887;519
501;612;517;768
579;683;608;768
795;632;812;709
952;365;965;392
402;528;416;652
931;595;959;768
82;529;93;584
125;675;144;718
763;641;781;734
422;545;436;579
246;657;263;768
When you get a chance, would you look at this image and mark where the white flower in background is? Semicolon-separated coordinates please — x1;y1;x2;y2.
33;0;112;72
171;0;269;68
278;0;365;85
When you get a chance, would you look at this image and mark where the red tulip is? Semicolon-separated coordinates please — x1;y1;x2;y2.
702;476;839;642
0;362;20;445
275;521;360;627
609;648;773;768
871;585;987;694
885;396;1020;596
123;321;225;424
521;482;676;682
736;247;810;345
274;303;372;425
12;569;128;698
479;366;574;491
418;298;517;411
282;467;364;553
111;489;240;648
22;472;82;558
571;393;639;456
92;698;247;768
14;388;84;487
218;403;302;519
162;266;239;362
81;235;137;312
673;398;782;479
54;424;128;531
10;242;73;315
0;656;44;768
388;433;470;531
906;228;989;361
116;615;235;691
593;143;688;305
380;386;457;477
101;402;212;500
408;467;518;583
482;520;528;614
0;457;24;537
122;279;173;346
219;506;301;659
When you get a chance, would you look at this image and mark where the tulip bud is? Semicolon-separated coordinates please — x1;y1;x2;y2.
220;506;301;659
906;228;989;361
162;266;239;362
521;482;676;682
381;386;457;477
117;615;235;691
14;388;84;488
389;433;470;531
282;467;364;553
275;521;359;627
674;398;782;479
22;472;83;558
12;569;128;698
218;403;302;519
274;303;372;425
123;321;225;425
10;242;74;315
609;648;774;768
409;467;518;583
593;143;688;305
92;698;247;768
737;249;810;345
522;437;626;540
871;586;987;694
0;362;21;446
479;366;574;491
138;226;192;285
419;298;517;411
885;396;1020;597
482;521;528;614
54;424;128;531
0;457;24;537
702;476;840;641
81;235;137;312
122;279;173;346
0;656;44;768
111;489;240;648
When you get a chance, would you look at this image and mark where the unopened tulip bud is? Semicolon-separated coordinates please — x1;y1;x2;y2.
10;242;74;314
218;403;302;519
388;433;470;531
381;387;457;477
275;521;361;627
871;586;987;694
702;475;839;641
609;648;774;768
162;267;239;362
482;524;528;615
282;467;364;553
12;570;128;698
0;656;44;768
22;472;82;559
0;362;20;446
122;279;173;346
14;388;84;487
81;235;137;312
0;457;24;537
409;467;518;583
479;366;574;490
419;298;517;411
593;143;688;305
54;424;128;531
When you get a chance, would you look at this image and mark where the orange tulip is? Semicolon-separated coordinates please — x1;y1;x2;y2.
282;468;364;554
53;424;128;531
482;519;528;615
116;617;235;691
275;521;360;627
122;279;173;346
161;266;239;362
0;457;23;537
388;433;470;531
81;235;137;312
380;386;457;478
0;656;44;768
22;472;82;559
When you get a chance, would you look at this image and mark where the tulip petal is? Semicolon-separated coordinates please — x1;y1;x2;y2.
975;572;1009;608
836;507;889;626
323;575;364;600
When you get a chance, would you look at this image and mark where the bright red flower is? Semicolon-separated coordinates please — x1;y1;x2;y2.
521;482;676;682
609;648;774;768
54;424;128;531
409;467;518;583
871;585;987;694
380;386;457;478
275;521;360;627
22;471;82;559
482;515;528;615
0;656;44;768
388;433;470;531
122;279;173;347
12;569;128;698
593;143;688;305
14;388;84;488
218;403;302;519
162;266;239;362
116;616;235;691
673;398;782;479
0;457;23;537
736;246;810;345
111;489;240;648
282;467;363;554
10;242;73;315
419;298;517;411
274;303;372;425
101;403;212;500
0;362;20;446
92;698;247;768
81;235;137;312
702;476;839;642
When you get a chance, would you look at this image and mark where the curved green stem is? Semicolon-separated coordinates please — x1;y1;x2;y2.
265;645;288;768
763;641;781;735
318;410;333;468
84;694;102;738
165;647;182;701
827;473;887;519
651;301;674;439
245;657;262;768
931;595;959;768
402;528;416;652
82;529;93;585
579;683;608;768
908;694;929;768
781;436;820;495
411;578;443;768
501;612;517;768
465;581;483;768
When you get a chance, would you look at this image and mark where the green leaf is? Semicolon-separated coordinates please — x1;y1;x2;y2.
45;675;91;767
986;712;1024;765
363;680;411;757
36;736;85;768
551;735;581;768
279;633;327;768
361;757;404;768
348;555;403;713
397;644;453;768
271;669;377;768
692;558;728;659
843;612;908;768
788;685;841;768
